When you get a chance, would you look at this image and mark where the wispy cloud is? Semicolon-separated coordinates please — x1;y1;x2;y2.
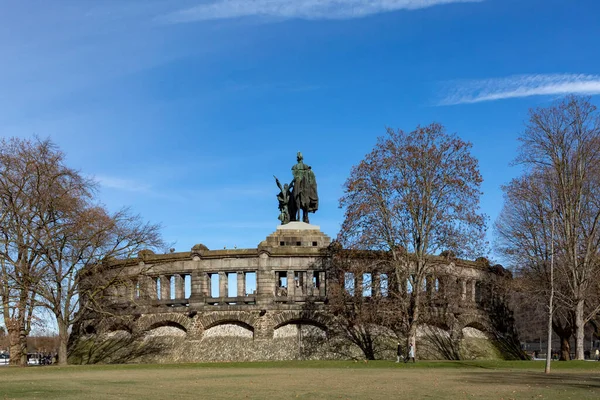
161;0;483;23
95;174;191;204
95;175;152;193
439;74;600;105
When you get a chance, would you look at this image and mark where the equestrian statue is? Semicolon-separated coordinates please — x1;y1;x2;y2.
274;152;319;224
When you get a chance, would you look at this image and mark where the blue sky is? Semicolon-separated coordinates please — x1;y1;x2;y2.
2;0;600;260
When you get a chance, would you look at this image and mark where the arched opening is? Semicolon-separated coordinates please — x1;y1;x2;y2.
273;319;329;359
273;319;328;339
461;322;490;339
203;320;254;338
419;323;459;360
105;322;133;337
145;321;187;337
459;322;499;360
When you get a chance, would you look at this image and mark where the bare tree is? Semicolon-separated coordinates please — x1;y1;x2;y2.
338;123;487;359
36;205;163;365
0;137;90;365
325;246;401;360
0;137;164;366
515;96;600;360
496;168;587;364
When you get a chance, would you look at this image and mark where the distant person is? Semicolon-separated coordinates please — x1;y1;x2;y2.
405;343;415;363
396;342;402;363
595;349;599;361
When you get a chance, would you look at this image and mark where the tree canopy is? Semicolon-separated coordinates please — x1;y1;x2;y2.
0;137;163;365
337;123;487;358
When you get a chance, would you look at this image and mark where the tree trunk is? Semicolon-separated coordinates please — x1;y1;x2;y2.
7;319;26;366
57;319;69;366
545;283;554;373
8;329;21;366
560;335;571;361
407;287;421;361
19;330;27;366
574;299;585;360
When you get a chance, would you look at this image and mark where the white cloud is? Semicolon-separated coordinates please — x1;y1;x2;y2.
161;0;483;23
95;175;152;193
439;74;600;105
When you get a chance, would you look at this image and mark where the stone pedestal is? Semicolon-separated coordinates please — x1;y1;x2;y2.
259;222;331;249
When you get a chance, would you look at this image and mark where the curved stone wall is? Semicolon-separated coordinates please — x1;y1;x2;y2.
73;224;513;363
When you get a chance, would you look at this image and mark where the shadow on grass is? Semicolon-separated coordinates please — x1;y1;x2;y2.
461;370;600;391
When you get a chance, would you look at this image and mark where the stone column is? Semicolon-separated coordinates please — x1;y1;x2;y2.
461;279;467;301
130;279;139;300
400;277;407;295
105;285;117;303
150;276;158;300
219;271;227;298
190;271;201;298
426;276;434;299
471;280;476;302
141;275;153;300
204;273;211;297
319;271;326;297
373;272;380;297
174;274;185;299
306;270;314;296
189;270;206;307
257;253;273;306
237;271;246;297
126;279;135;301
160;275;170;300
287;270;295;297
355;273;363;297
300;271;307;296
117;284;127;299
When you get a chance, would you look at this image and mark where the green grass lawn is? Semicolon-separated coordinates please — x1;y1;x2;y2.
0;360;598;399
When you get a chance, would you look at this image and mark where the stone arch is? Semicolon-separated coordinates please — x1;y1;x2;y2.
457;313;493;338
422;320;452;333
198;311;257;332
95;317;135;335
105;322;133;334
135;313;191;334
272;310;330;333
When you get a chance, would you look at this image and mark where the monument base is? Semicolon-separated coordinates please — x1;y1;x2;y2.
276;221;320;231
259;221;331;249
